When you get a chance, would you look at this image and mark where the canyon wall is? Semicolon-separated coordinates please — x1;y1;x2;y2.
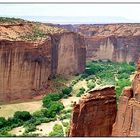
57;32;86;75
0;39;52;103
69;86;117;137
86;36;140;62
0;22;86;103
58;23;140;63
112;59;140;136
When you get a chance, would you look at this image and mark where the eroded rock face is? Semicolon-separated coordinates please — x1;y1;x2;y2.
86;36;140;62
59;24;140;63
57;32;86;75
0;21;86;103
112;59;140;136
0;39;52;103
69;86;117;137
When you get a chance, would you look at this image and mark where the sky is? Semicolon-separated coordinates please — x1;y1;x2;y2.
0;4;140;24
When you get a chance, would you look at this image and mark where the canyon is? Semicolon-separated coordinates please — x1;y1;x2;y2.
1;18;140;137
1;19;140;103
0;20;86;103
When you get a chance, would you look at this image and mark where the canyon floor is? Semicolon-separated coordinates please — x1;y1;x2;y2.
0;60;136;137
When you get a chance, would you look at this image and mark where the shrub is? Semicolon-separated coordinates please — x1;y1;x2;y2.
13;111;32;121
20;27;46;41
48;93;63;101
0;117;7;128
80;73;89;79
117;73;129;79
42;101;64;118
85;61;106;75
42;93;63;108
115;79;131;100
76;87;85;97
59;113;71;120
60;109;72;114
42;95;52;108
7;117;23;127
32;110;45;118
49;124;64;137
62;87;72;96
71;80;77;86
24;124;36;133
62;122;69;127
118;63;135;75
48;101;64;114
22;132;39;137
87;81;96;90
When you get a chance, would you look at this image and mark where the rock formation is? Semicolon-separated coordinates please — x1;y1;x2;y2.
0;19;86;103
58;23;140;63
52;32;86;75
112;59;140;136
69;86;117;137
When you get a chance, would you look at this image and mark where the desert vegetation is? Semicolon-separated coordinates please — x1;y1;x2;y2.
0;60;136;137
72;60;135;100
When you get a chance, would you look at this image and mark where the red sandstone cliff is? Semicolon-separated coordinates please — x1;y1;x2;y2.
112;59;140;136
58;23;140;62
69;86;117;137
0;18;86;103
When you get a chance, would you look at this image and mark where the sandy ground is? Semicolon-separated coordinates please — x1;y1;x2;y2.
5;79;82;136
32;96;80;137
10;126;25;136
33;120;61;136
61;96;80;109
0;100;42;118
9;95;78;136
73;80;88;93
32;118;69;136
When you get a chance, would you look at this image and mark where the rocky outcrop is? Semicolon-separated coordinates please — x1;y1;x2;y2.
0;20;86;103
112;59;140;136
69;86;117;137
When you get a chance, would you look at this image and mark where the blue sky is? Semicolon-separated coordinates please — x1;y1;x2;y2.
0;4;140;24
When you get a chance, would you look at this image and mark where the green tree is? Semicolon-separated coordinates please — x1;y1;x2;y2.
13;111;31;121
0;117;7;128
62;87;72;96
115;79;131;100
76;87;85;97
49;124;64;137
